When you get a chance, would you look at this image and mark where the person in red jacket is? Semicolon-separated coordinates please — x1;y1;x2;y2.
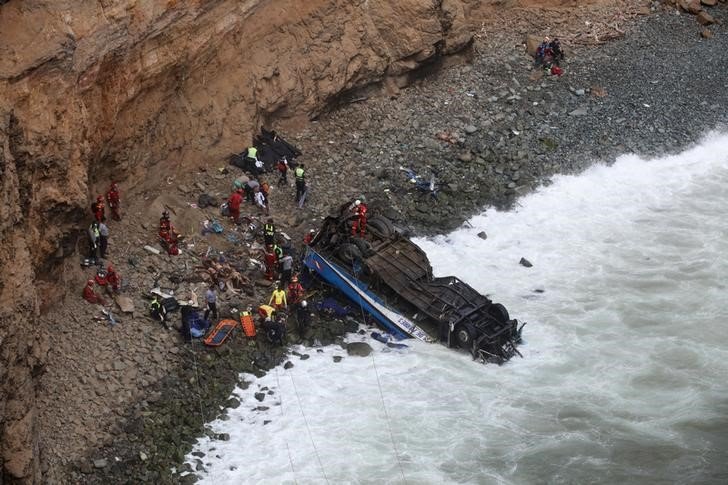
350;199;367;237
83;279;106;305
287;274;305;305
106;264;121;293
228;188;244;224
106;182;121;221
92;195;105;222
263;244;277;281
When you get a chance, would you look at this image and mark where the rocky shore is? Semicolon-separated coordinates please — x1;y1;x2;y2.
39;3;728;484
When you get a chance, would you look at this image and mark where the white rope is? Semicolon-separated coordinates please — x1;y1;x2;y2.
288;371;330;484
285;442;299;485
370;353;407;484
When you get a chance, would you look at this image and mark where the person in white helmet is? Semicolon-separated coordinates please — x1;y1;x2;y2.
296;299;311;334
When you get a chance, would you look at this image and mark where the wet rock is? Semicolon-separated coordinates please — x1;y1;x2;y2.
477;231;487;240
346;342;373;357
226;397;241;408
283;361;294;370
299;354;310;360
214;433;230;441
333;356;343;363
254;392;266;402
519;257;533;268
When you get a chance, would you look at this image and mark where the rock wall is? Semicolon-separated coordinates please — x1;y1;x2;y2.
0;0;479;481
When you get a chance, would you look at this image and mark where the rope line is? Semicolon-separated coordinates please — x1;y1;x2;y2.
288;371;330;484
285;442;299;485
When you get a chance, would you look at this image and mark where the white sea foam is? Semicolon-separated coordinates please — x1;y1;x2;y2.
187;133;728;484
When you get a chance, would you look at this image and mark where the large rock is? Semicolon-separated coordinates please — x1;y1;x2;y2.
346;342;373;357
696;11;715;25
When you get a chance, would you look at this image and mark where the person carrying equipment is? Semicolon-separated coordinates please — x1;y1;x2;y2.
88;221;101;262
287;274;305;305
350;199;368;237
254;187;268;215
258;304;276;321
150;295;168;326
83;279;106;305
294;163;306;205
269;283;287;310
228;188;244;224
106;182;121;221
92;195;106;222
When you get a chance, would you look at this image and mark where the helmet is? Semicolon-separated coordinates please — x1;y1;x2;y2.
111;182;118;190
237;188;244;194
97;195;104;202
87;279;94;285
162;210;170;219
107;264;114;272
354;199;361;206
309;228;315;233
291;275;298;283
301;300;308;308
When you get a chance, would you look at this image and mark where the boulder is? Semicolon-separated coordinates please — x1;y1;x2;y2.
346;342;373;357
696;11;715;25
477;231;488;240
700;0;717;6
700;28;714;38
519;257;533;268
686;0;703;13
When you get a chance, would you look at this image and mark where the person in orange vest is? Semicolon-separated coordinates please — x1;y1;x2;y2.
106;182;121;221
92;195;105;222
106;264;121;293
159;210;181;255
228;188;244;224
269;283;287;310
287;274;305;305
82;279;106;305
350;199;368;237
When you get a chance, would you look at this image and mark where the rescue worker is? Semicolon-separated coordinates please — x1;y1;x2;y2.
294;163;306;205
159;210;180;255
279;253;294;288
262;312;286;346
150;294;168;327
296;299;311;334
269;283;287;310
258;304;276;321
83;279;106;305
88;221;101;262
228;188;244;224
263;218;276;246
92;195;105;222
159;210;172;232
106;182;121;221
246;145;262;176
287;274;305;305
303;228;316;245
204;285;218;321
276;156;289;186
263;244;277;281
98;221;109;259
351;199;368;237
254;187;268;215
535;36;553;67
106;264;121;293
273;243;283;261
245;179;260;203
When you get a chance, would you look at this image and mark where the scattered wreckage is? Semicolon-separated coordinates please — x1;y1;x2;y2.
304;203;525;364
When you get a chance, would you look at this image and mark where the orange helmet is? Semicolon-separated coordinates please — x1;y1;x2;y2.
87;279;94;285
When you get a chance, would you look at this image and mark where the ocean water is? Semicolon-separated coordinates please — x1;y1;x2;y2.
186;133;728;484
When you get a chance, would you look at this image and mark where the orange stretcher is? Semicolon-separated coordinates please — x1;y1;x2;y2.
240;311;256;337
203;319;239;347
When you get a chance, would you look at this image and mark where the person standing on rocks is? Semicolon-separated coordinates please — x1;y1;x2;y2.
88;220;101;263
263;219;276;246
106;182;121;221
277;156;289;186
269;283;287;310
91;195;106;222
228;188;244;224
245;178;260;203
287;274;304;305
106;264;121;294
204;285;218;322
294;163;306;207
98;221;109;259
296;300;311;335
254;186;269;215
279;253;294;288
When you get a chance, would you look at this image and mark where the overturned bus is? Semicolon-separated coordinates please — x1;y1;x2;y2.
303;203;525;364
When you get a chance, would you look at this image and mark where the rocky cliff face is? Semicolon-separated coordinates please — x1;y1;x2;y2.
0;0;478;481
